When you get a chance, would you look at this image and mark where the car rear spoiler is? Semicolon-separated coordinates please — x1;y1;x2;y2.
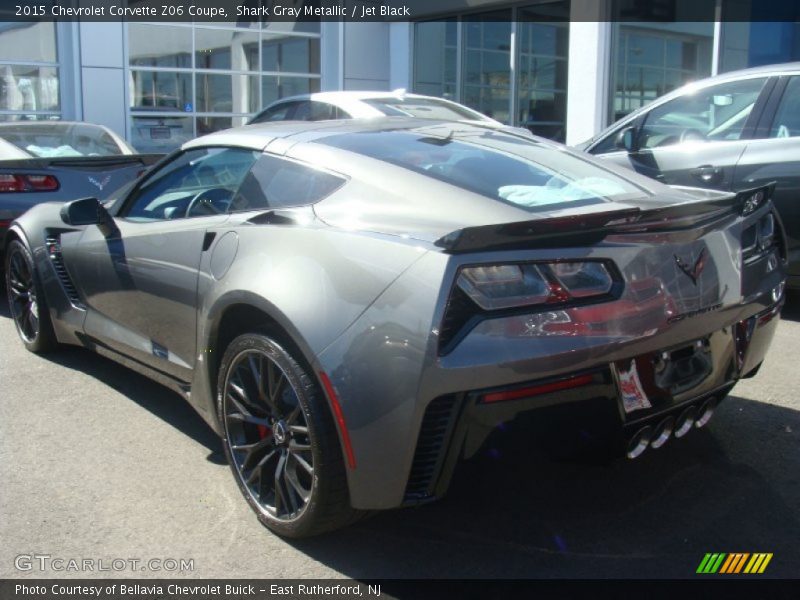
434;183;775;253
0;153;165;171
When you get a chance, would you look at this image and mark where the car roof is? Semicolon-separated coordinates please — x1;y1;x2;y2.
582;61;800;147
252;90;498;123
183;117;534;152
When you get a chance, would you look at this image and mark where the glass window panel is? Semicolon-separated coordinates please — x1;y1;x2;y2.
0;22;57;63
197;116;233;136
0;114;60;122
464;50;482;84
484;52;511;85
517;13;569;141
482;21;512;52
130;71;192;111
639;77;767;148
413;20;458;100
627;34;664;67
463;85;509;122
261;76;320;106
130;116;193;153
0;121;129;156
611;23;714;120
319;130;645;211
129;24;192;68
769;76;800;138
625;66;665;98
0;65;59;111
195;28;259;71
231;154;344;212
195;73;258;114
125;147;259;220
261;35;320;74
263;20;321;35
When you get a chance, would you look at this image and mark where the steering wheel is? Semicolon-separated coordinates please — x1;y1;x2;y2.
185;188;230;218
680;128;706;143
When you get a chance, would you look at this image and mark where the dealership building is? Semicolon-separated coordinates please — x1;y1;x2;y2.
0;0;798;151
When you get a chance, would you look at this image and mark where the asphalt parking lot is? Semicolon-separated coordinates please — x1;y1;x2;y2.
1;291;798;580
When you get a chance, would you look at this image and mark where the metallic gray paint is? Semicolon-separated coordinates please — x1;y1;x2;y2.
6;119;785;511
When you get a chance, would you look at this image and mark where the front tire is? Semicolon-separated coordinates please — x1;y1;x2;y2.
5;239;57;353
217;332;360;537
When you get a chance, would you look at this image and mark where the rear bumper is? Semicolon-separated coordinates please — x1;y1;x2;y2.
405;299;781;505
318;237;785;510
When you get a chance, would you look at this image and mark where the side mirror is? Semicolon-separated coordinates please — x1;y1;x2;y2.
60;197;115;236
615;126;637;152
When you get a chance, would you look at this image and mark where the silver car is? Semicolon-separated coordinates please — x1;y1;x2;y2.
5;118;785;537
578;62;800;287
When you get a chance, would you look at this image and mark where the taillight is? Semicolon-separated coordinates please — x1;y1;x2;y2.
0;173;59;192
456;260;615;311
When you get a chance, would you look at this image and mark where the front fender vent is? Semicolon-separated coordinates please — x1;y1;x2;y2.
45;235;84;309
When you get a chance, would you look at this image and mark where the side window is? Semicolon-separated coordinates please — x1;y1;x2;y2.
229;154;345;212
769;76;800;138
308;102;339;121
590;126;629;155
638;77;767;149
251;102;297;124
123;147;259;221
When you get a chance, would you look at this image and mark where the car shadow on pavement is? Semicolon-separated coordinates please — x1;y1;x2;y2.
49;346;227;465
289;395;800;580
780;290;800;322
2;294;797;580
0;288;225;464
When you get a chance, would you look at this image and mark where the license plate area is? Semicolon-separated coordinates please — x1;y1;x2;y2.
653;338;713;395
613;332;728;419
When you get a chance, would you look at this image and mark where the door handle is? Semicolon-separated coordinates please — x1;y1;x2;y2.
690;165;723;185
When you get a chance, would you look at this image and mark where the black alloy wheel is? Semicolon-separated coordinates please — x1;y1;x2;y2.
218;333;360;537
5;239;56;352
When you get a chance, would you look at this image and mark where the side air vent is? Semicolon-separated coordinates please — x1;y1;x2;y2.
438;286;479;354
404;394;461;502
45;235;84;309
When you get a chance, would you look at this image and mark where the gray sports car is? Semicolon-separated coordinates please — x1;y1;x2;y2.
4;119;785;537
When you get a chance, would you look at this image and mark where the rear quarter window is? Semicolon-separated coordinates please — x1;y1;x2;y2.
229;154;345;212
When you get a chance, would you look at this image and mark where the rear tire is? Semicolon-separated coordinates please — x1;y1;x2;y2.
217;332;362;537
5;239;57;353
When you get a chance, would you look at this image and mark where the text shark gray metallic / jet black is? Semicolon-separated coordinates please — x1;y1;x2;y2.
4;118;785;537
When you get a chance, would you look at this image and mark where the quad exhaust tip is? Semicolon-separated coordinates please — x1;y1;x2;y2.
626;425;653;459
626;397;718;459
695;397;718;429
674;405;698;438
650;416;675;450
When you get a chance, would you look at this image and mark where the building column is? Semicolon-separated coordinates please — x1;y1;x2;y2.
565;0;612;145
389;21;412;91
78;21;127;140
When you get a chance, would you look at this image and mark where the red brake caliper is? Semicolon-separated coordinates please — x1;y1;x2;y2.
256;424;271;439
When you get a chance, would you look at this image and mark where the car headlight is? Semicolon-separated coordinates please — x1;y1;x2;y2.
456;261;615;310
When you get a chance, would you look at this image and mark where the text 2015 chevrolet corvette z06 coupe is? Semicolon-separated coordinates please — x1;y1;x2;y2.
5;119;785;537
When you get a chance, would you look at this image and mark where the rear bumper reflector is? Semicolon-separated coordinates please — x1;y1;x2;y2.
481;373;595;404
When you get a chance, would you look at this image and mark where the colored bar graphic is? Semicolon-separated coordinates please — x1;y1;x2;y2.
697;554;714;574
698;552;773;574
758;553;773;574
719;554;736;574
733;553;750;573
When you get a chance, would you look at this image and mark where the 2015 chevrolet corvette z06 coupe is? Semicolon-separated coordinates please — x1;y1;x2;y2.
5;118;785;537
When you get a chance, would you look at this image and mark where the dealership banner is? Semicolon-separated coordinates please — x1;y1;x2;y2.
3;580;800;600
1;0;799;22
